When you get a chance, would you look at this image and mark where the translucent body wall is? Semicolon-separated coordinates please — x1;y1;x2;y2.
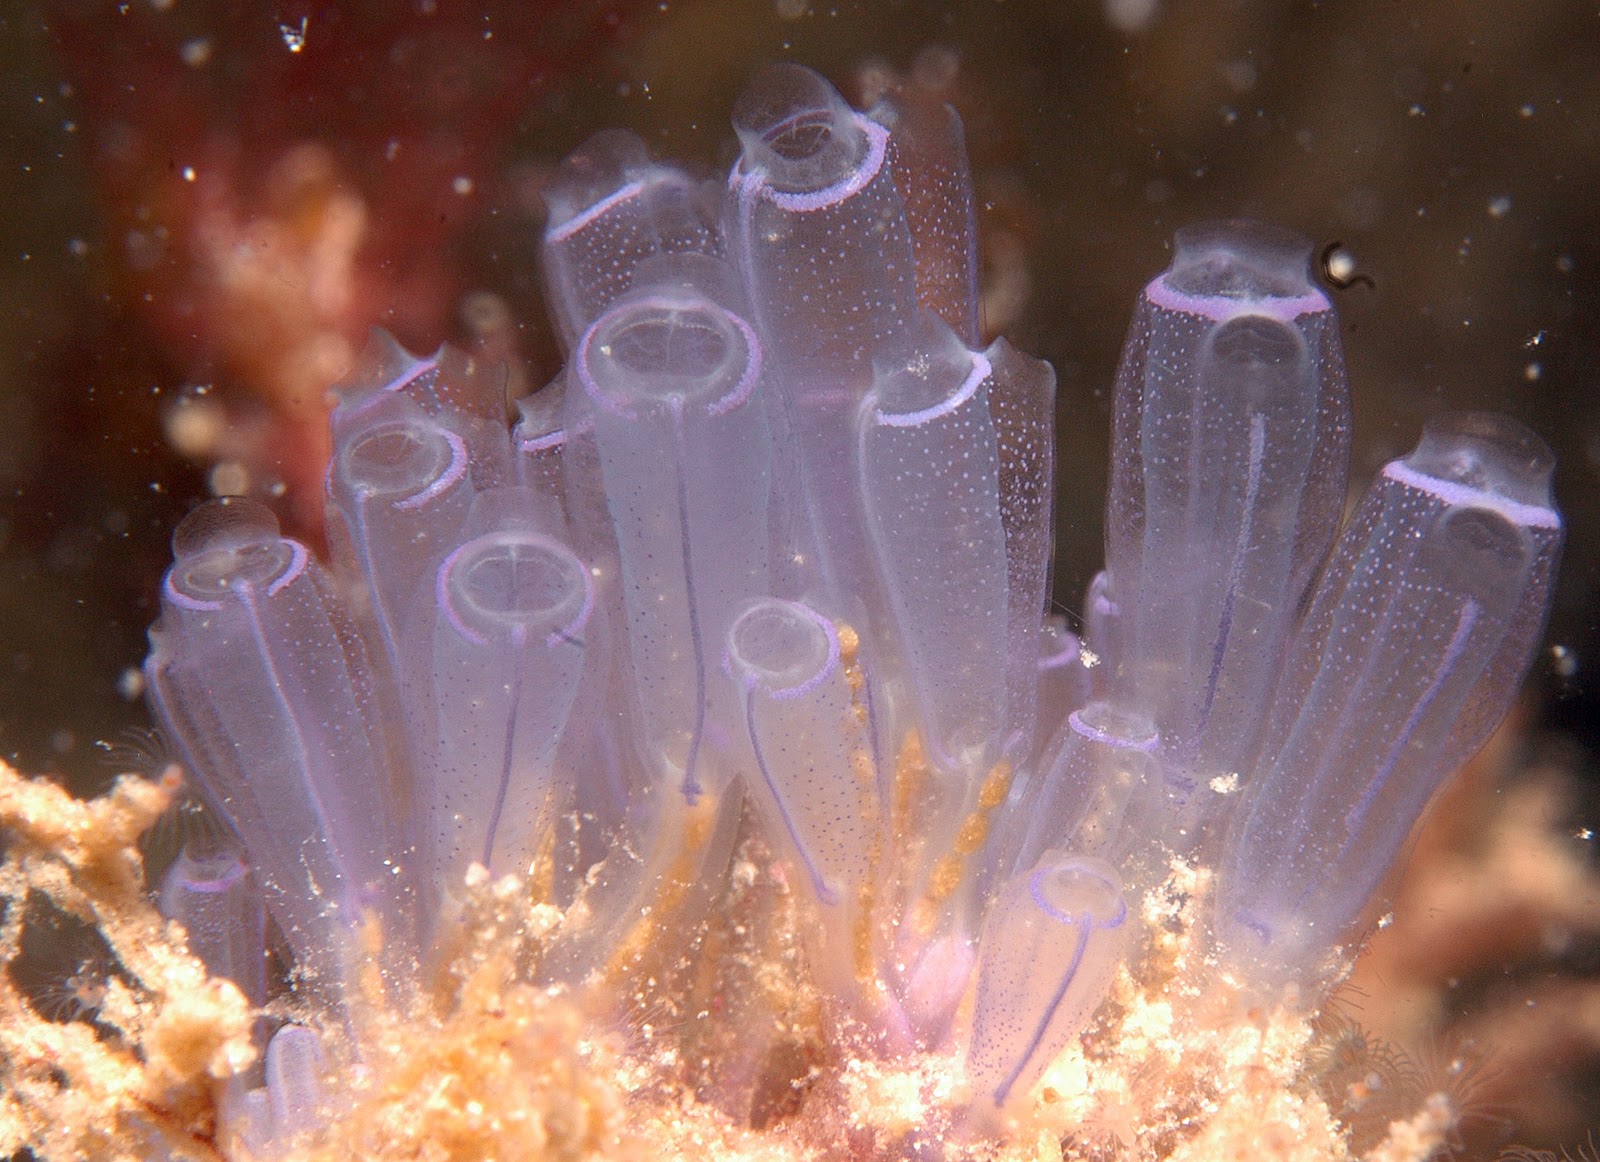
139;64;1561;1151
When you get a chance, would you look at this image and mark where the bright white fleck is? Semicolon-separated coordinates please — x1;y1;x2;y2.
279;16;308;53
180;37;212;67
181;165;196;182
1551;643;1577;678
1326;248;1355;283
1377;912;1394;929
116;667;145;700
1209;773;1240;796
452;175;474;196
1487;194;1512;219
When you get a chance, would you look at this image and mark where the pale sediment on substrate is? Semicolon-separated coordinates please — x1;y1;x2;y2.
0;760;1483;1162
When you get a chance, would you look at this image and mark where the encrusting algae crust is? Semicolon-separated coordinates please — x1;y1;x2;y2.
0;760;1475;1161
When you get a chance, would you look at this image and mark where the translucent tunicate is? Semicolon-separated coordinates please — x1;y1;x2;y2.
1103;221;1351;830
410;496;594;890
575;281;773;801
158;842;268;1006
967;856;1129;1111
1216;413;1563;987
145;497;413;993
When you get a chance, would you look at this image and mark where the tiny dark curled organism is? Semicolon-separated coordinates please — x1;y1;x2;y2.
1320;240;1376;291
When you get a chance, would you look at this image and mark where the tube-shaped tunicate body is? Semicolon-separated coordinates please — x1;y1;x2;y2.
1081;571;1121;703
729;63;917;372
1008;702;1160;876
264;1024;327;1139
1103;221;1350;810
986;336;1057;763
1035;615;1090;756
542;128;720;349
325;388;473;675
342;334;514;493
144;498;410;988
859;311;1009;775
218;1024;330;1159
869;90;980;345
728;63;918;600
723;597;875;911
511;381;570;533
414;495;594;888
158;843;268;1006
576;282;773;800
1216;412;1563;987
967;856;1129;1111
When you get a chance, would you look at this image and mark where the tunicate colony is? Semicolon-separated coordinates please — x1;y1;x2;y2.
142;64;1562;1147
